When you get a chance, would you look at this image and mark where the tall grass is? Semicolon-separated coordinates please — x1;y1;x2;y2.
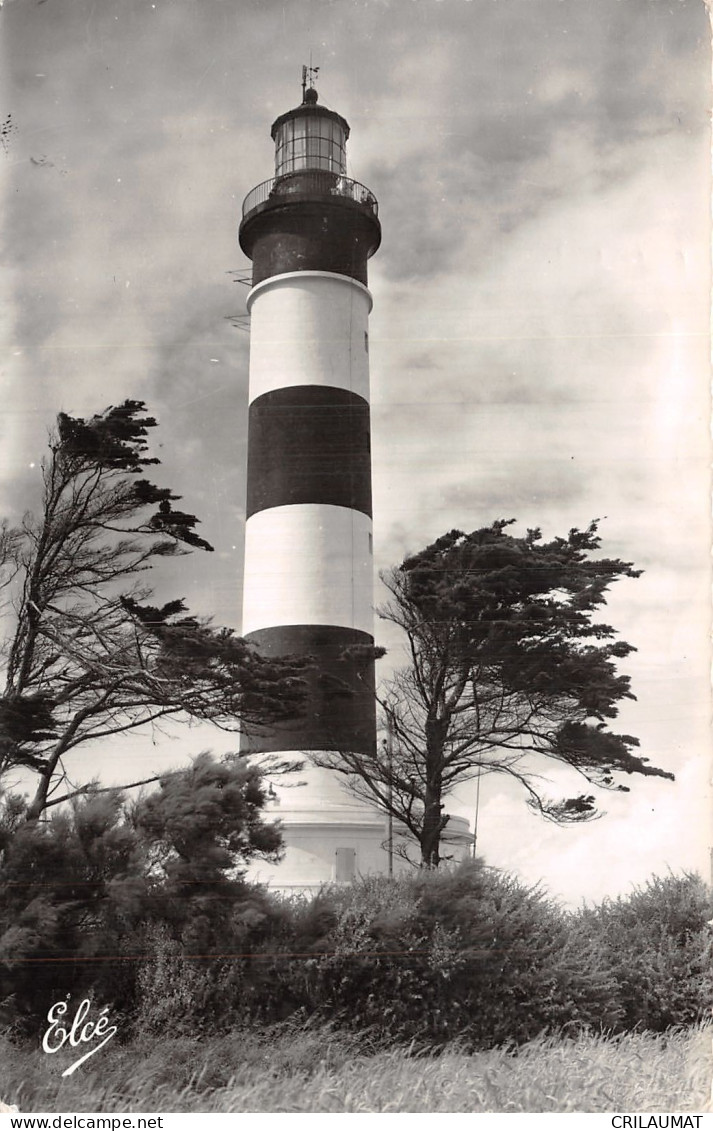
1;1023;710;1113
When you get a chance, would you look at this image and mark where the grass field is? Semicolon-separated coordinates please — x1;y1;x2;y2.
1;1022;711;1113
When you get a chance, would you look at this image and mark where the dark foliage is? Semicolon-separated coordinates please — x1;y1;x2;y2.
129;865;713;1049
574;873;713;1031
0;401;307;818
316;520;673;865
237;863;622;1048
0;755;282;1032
2;811;710;1050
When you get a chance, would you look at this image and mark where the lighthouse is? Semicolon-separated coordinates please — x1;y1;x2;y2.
238;74;387;887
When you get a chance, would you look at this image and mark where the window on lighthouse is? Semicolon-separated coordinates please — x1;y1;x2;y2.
335;846;356;882
275;114;347;177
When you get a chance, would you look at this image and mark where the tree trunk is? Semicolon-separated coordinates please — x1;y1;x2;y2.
420;783;443;868
420;715;448;867
26;772;51;821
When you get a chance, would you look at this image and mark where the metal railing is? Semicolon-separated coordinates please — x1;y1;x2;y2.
242;172;379;221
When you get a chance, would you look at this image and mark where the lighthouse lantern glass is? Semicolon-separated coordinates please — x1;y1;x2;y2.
274;113;347;177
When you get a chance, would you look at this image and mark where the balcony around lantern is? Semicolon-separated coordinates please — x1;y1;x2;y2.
241;171;379;227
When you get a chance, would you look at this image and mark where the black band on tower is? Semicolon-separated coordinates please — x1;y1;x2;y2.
239;624;377;756
240;199;380;287
246;385;372;518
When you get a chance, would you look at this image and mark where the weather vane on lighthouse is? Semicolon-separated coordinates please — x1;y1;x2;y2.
301;62;320;102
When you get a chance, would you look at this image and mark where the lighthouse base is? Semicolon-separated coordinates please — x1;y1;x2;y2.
245;758;473;892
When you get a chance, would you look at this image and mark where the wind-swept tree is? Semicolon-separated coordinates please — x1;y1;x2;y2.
0;752;283;1026
316;520;674;867
0;401;306;819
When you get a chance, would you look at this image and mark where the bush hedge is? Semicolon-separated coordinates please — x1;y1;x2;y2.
2;775;711;1051
228;865;621;1048
128;864;713;1048
573;872;713;1032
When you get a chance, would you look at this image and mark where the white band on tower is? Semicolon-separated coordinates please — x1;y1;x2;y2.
247;272;372;403
242;503;373;637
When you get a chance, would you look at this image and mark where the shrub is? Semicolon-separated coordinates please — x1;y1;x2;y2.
132;922;244;1036
0;755;285;1034
252;862;622;1048
0;790;147;1032
575;872;713;1031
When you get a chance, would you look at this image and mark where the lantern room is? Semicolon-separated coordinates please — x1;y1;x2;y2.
239;76;380;287
271;87;350;177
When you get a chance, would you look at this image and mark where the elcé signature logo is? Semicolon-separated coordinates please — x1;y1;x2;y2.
42;996;118;1077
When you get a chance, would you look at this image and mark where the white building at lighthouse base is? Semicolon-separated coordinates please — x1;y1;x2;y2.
245;760;472;892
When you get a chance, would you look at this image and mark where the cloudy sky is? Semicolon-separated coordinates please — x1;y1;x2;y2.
1;0;710;905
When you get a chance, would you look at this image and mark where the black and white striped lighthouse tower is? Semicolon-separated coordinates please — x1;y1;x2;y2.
238;73;386;887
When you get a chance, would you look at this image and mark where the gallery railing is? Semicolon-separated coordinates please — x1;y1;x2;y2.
242;172;379;222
